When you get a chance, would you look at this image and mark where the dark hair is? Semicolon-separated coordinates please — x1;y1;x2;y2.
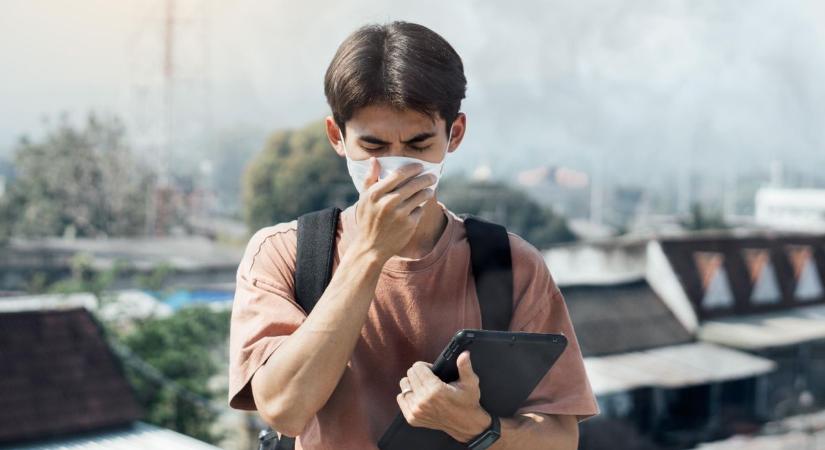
324;21;467;137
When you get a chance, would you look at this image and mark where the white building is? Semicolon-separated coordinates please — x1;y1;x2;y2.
755;187;825;232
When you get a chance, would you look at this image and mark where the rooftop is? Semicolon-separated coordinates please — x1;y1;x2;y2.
659;233;825;320
562;279;693;357
0;308;142;444
699;303;825;350
585;342;776;396
11;422;221;450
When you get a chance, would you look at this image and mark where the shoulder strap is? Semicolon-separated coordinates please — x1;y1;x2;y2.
294;207;342;315
461;214;514;331
276;207;341;447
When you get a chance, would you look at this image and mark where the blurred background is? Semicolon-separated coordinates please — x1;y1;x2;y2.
1;1;824;449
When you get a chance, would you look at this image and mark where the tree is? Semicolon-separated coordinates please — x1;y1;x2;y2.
0;157;12;244
3;113;154;238
243;120;357;231
439;175;576;248
118;306;230;444
682;202;728;231
0;193;15;245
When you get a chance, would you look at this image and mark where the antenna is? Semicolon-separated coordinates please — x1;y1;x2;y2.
128;0;212;235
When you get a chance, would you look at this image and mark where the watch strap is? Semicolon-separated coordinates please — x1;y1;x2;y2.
466;413;501;449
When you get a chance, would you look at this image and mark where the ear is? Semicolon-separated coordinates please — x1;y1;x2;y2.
325;116;346;158
446;112;467;154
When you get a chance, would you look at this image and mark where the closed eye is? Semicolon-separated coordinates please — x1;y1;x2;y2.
363;145;431;152
358;132;436;151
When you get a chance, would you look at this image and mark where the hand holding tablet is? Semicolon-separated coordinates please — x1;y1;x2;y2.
379;329;568;450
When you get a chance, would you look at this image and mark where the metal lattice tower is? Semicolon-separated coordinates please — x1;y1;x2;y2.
127;0;212;234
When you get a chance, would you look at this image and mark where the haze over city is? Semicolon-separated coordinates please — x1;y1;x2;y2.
3;0;825;197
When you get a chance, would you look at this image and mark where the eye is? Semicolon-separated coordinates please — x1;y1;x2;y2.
409;145;431;152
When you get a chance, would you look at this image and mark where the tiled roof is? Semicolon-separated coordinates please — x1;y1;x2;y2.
659;234;825;320
562;279;693;356
0;308;142;444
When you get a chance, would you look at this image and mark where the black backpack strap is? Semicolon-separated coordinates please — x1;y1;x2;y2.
294;207;342;315
461;214;514;331
270;208;341;449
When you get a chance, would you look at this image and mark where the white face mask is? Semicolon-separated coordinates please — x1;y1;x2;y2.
339;127;452;195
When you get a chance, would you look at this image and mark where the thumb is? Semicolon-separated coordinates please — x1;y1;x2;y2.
362;157;380;192
456;350;476;384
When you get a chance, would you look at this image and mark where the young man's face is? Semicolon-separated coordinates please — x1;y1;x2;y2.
326;104;466;164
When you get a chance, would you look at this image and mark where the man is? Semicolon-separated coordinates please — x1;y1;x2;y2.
228;21;599;449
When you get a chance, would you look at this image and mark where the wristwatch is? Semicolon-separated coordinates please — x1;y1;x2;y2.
466;413;501;449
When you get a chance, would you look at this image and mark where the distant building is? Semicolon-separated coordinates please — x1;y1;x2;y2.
610;186;648;229
755;187;825;232
0;307;220;449
516;165;592;220
563;278;775;449
0;236;242;293
660;234;825;423
547;231;825;449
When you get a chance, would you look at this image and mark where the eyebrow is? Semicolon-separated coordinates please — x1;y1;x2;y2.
357;132;436;146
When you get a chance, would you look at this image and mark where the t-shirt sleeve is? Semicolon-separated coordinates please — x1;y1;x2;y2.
227;223;308;410
508;235;600;422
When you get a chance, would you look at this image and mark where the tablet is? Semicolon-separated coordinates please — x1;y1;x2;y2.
378;329;568;450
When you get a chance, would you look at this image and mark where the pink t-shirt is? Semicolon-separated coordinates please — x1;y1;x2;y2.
228;202;599;449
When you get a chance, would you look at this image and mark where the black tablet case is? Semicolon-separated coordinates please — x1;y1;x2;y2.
378;329;568;450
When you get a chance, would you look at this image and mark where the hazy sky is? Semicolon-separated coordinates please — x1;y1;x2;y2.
3;0;825;187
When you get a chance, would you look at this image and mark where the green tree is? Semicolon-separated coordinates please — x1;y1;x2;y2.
3;113;154;238
119;306;230;444
243;120;357;231
439;175;576;248
0;193;15;245
47;253;123;303
136;262;174;292
682;202;728;231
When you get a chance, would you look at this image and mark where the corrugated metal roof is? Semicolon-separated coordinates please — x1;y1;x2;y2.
0;292;97;313
698;304;825;349
11;422;221;449
584;342;776;396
